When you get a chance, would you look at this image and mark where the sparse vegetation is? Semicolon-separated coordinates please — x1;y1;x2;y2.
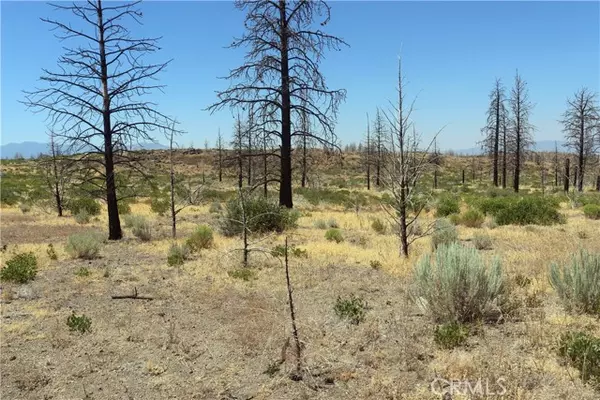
74;266;91;277
186;225;214;252
413;243;507;323
65;231;103;259
434;322;470;349
228;268;257;281
66;312;92;334
46;244;58;260
459;209;485;228
74;210;91;224
550;250;600;314
271;244;307;258
167;243;189;266
334;294;367;325
1;252;38;283
431;218;458;250
583;204;600;220
435;196;460;217
371;217;387;234
558;331;600;384
473;232;493;250
130;216;152;241
325;228;344;243
68;198;101;216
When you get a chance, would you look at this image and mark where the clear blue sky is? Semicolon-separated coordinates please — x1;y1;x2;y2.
2;1;599;150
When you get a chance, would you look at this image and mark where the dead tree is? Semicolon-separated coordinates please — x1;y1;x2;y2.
364;113;371;190
216;129;225;182
232;115;245;189
501;112;508;189
554;141;560;186
373;108;386;187
245;107;255;186
24;0;175;240
382;58;440;258
564;158;570;192
208;0;347;208
508;71;534;193
560;87;600;192
481;78;506;187
38;130;74;216
295;104;314;189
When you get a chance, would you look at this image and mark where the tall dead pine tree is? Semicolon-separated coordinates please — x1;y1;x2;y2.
24;0;174;240
561;88;600;192
481;79;506;187
508;71;534;193
209;0;347;208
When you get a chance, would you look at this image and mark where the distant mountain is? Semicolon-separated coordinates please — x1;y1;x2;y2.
450;140;568;156
0;141;168;159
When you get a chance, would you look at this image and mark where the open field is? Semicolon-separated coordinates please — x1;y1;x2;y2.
2;152;600;400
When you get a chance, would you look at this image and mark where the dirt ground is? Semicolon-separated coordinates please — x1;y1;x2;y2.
1;202;600;400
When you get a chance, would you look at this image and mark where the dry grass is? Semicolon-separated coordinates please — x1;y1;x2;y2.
1;192;600;399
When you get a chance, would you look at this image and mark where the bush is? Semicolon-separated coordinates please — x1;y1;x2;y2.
313;219;328;229
117;200;132;215
583;204;600;220
559;331;600;384
472;232;493;250
19;203;31;214
370;260;382;270
334;294;367;325
448;213;461;225
150;196;169;216
431;219;458;250
550;250;600;314
476;196;563;226
130;216;152;241
167;243;189;266
46;244;58;260
220;195;299;237
186;224;214;252
460;209;484;228
434;322;470;349
123;214;145;228
413;243;507;323
228;268;257;281
68;198;101;216
74;266;91;277
435;196;460;217
0;252;37;283
66;231;103;259
325;228;344;243
371;218;387;234
74;210;91;225
66;312;92;334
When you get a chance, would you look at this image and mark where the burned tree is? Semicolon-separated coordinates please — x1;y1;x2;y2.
209;0;347;208
216;129;225;182
560;87;600;192
295;105;315;189
363;114;372;190
481;79;506;187
39;130;74;216
382;58;440;258
373;108;386;187
508;71;534;193
232;115;245;189
24;0;174;240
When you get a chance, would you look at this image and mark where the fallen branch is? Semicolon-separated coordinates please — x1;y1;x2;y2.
111;287;153;301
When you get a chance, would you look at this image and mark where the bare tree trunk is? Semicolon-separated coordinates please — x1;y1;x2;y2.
169;130;176;239
578;113;585;192
284;237;302;380
596;175;600;192
98;1;121;240
49;136;63;217
573;166;578;193
564;158;570;192
502;119;507;189
366;114;371;190
279;0;293;208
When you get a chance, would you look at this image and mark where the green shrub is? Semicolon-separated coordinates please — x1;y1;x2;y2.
228;268;257;281
130;216;152;241
74;266;91;277
431;219;458;250
186;224;214;252
167;243;189;266
74;210;91;225
122;214;147;229
583;204;600;220
476;196;563;226
66;312;92;334
413;243;507;323
68;198;101;216
558;331;600;383
460;209;484;228
325;228;344;243
371;218;387;234
270;244;308;258
313;219;328;229
66;231;103;259
472;232;493;250
550;250;600;314
448;213;461;225
0;252;37;283
435;196;460;217
150;196;169;216
370;260;382;270
46;244;58;261
434;322;470;349
220;195;298;237
334;294;367;325
19;203;31;214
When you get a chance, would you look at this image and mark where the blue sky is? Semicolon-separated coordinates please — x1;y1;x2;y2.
2;1;599;150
